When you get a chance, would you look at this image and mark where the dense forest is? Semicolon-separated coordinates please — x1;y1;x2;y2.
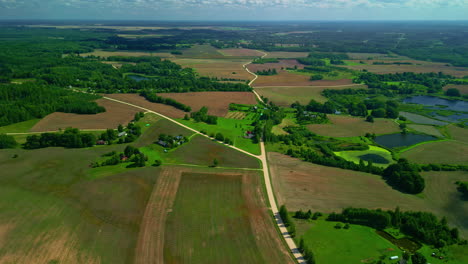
0;83;104;126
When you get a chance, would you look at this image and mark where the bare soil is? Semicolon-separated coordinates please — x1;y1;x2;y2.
31;98;141;132
159;91;257;116
104;94;186;119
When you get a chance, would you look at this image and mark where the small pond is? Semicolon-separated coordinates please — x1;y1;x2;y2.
358;154;390;164
403;96;468;112
375;133;437;148
127;74;152;81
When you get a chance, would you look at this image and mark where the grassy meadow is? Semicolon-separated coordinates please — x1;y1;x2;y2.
177;116;261;155
297;219;401;264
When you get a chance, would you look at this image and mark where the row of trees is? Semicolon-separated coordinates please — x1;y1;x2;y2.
255;68;278;76
191;106;218;124
279;205;296;237
24;128;96;149
140;90;192;112
328;207;461;248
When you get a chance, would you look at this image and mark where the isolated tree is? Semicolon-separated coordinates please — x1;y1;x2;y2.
446;88;461;97
366;115;374;123
212;158;219;167
411;252;427;264
0;134;17;149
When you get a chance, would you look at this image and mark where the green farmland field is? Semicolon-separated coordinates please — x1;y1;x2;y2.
297;219;402;264
164;172;293;264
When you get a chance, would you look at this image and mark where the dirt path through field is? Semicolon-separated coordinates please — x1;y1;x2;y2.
102;51;306;263
134;167;181;264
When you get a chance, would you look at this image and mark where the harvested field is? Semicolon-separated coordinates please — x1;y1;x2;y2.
178;44;224;59
247;59;306;72
162;169;294;264
159;91;257;117
399;112;448;126
445;84;468;95
255;85;366;106
401;140;468;165
448;125;468;142
80;49;174;58
253;71;354;87
307;115;400;137
347;53;410;60
252;69;353;87
170;58;252;80
342;59;468;78
104;94;186;119
31;98;141;132
264;51;309;59
219;48;265;57
166;135;260;169
268;152;468;238
408;124;444;137
0;147;161;264
225;111;247;119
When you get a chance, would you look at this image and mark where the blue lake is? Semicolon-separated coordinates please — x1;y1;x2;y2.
375;133;437;148
403;96;468;112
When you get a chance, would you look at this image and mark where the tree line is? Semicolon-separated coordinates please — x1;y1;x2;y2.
0;83;105;126
140;90;192;112
327;207;462;248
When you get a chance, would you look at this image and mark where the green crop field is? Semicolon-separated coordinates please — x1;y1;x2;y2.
178;116;260;155
297;219;401;264
0;147;161;264
164;171;294;264
334;145;394;167
0;119;40;133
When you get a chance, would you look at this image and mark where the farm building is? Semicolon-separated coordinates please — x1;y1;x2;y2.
118;132;127;137
389;256;399;260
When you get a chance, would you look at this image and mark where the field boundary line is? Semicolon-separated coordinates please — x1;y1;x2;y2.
6;129;109;135
163;162;263;171
253;84;365;88
242;51;306;263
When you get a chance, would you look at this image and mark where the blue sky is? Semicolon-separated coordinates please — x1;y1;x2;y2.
0;0;467;20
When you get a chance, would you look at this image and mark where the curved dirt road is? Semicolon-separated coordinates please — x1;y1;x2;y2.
104;49;306;263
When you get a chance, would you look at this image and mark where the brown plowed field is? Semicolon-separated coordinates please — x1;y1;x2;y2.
268;152;468;238
134;167;182;264
264;52;309;59
31;98;141;132
247;59;306;72
104;94;186;119
307;114;400;137
159;91;257;116
343;60;468;78
169;58;252;81
253;70;353;87
220;48;265;57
